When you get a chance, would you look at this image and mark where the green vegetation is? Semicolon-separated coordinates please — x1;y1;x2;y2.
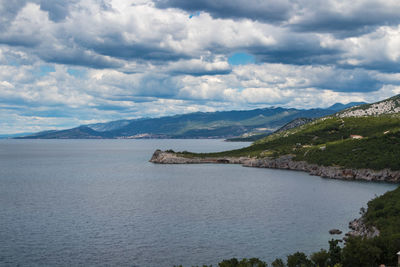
179;114;400;171
226;132;271;142
340;187;400;266
175;186;400;267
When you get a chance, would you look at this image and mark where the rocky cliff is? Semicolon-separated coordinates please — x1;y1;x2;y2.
346;217;380;239
150;150;400;183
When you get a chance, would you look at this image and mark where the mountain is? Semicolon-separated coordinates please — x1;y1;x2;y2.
25;127;105;139
327;101;366;111
226;117;314;141
19;102;363;139
0;132;35;139
274;117;314;133
87;120;131;132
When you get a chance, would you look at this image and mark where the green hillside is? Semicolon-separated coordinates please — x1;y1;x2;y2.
179;114;400;171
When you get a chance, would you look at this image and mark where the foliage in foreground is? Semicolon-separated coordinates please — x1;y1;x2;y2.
176;186;400;267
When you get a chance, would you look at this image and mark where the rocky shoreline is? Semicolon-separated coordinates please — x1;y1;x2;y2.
346;217;380;239
150;150;400;183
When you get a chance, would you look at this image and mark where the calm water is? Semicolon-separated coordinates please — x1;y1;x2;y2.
0;139;397;266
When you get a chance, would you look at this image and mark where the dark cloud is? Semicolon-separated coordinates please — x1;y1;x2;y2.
39;0;72;22
134;75;180;98
0;0;72;26
93;104;132;112
253;46;340;66
39;48;123;69
90;42;187;62
291;3;400;38
20;108;75;118
0;0;31;31
157;0;400;38
251;34;342;65
0;35;41;48
340;61;400;74
106;96;159;103
171;69;231;76
39;0;112;22
312;69;382;92
155;0;293;23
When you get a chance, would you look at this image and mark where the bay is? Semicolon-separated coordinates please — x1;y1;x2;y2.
0;139;396;266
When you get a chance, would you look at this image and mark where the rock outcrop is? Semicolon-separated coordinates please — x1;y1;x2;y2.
149;150;249;164
150;150;400;183
338;94;400;118
329;229;343;235
346;217;380;239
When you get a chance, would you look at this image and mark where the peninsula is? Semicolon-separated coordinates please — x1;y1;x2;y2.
151;94;400;183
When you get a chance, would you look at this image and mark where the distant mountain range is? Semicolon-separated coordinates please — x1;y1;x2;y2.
17;102;366;139
0;133;34;139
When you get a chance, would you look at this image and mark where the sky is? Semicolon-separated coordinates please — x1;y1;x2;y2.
1;0;400;134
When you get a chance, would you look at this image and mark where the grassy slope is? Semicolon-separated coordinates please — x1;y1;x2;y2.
179;114;400;171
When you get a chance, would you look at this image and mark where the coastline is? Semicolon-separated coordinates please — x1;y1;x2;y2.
150;150;400;183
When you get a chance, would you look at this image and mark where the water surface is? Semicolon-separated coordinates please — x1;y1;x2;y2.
0;139;396;266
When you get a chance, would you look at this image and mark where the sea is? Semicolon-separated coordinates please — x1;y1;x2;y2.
0;139;396;266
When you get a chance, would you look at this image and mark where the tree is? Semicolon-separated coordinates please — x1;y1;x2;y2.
219;258;239;267
310;249;329;267
287;252;312;267
271;258;285;267
218;258;267;267
328;239;342;266
341;237;381;267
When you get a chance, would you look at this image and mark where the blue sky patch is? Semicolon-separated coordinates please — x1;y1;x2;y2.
228;52;255;66
38;65;55;76
189;11;200;19
67;68;86;78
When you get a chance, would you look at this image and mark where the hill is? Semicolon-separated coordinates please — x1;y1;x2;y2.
18;105;358;139
338;94;400;117
328;101;366;111
226;117;314;141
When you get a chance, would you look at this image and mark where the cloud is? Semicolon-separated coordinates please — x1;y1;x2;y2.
289;0;400;37
38;0;73;22
338;26;400;72
157;0;400;37
166;56;231;76
155;0;293;23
